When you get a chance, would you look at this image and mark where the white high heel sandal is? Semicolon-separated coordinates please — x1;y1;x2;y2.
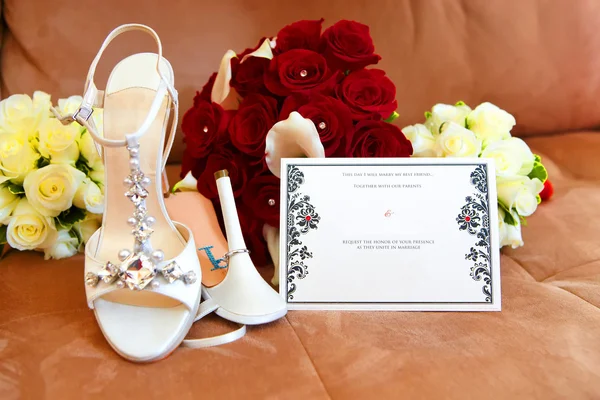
53;24;243;362
199;170;288;325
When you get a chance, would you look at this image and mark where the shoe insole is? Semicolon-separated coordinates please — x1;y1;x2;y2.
94;53;187;309
166;192;228;287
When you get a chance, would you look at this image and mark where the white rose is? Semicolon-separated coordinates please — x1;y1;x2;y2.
425;102;472;134
498;207;524;249
73;178;104;214
0;94;38;137
43;228;79;260
73;213;101;246
481;137;535;177
466;102;515;147
23;164;86;217
497;176;544;217
57;95;83;116
0;133;40;184
0;185;19;224
497;207;508;246
38;118;80;165
6;197;57;250
402;123;437;157
77;129;101;166
88;159;105;188
436;122;482;157
33;91;52;121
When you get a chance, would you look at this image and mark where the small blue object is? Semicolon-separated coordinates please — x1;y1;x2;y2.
198;245;228;271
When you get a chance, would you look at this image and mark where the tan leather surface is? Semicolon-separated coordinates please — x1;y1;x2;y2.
2;0;600;164
1;135;600;398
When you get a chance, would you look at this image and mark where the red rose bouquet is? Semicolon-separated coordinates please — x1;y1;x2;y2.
179;19;412;271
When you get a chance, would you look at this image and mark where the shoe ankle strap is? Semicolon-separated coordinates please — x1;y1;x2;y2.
51;23;179;192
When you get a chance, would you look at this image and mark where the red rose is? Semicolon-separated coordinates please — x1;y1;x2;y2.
181;100;230;159
231;56;270;97
242;173;280;227
349;120;413;158
336;69;397;120
229;94;279;157
195;147;249;199
195;72;217;104
280;94;354;156
264;49;341;96
320;20;381;71
273;19;324;54
180;148;200;178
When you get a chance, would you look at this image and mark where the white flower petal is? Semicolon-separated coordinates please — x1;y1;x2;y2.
211;50;241;110
172;171;199;193
265;111;325;178
240;38;274;63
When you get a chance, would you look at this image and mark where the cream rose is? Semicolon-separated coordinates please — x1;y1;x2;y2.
0;133;40;184
402;123;437;157
38;118;80;165
73;213;101;247
23;164;86;217
58;95;83;116
436;122;482;157
43;228;79;260
0;185;19;224
33;91;52;121
0;94;37;136
88;160;105;188
466;102;515;147
77;129;101;166
497;176;544;217
425;102;472;134
498;208;524;249
73;178;104;214
481;137;535;177
6;198;57;250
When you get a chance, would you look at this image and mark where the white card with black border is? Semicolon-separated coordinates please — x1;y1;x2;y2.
279;158;501;311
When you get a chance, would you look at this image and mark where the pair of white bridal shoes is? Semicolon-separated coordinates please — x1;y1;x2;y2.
52;24;286;362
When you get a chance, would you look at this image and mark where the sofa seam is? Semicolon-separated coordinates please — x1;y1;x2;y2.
284;315;333;400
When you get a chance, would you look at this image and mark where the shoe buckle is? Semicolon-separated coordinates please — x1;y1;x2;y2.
72;106;94;125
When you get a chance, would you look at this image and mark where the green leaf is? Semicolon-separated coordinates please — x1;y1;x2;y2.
36;156;50;169
520;215;528;227
75;156;91;176
455;100;467;107
537;194;542;204
0;225;7;245
55;207;86;230
534;154;542;163
528;162;548;183
344;70;351;76
498;201;518;226
424;111;432;120
7;183;25;196
384;111;399;123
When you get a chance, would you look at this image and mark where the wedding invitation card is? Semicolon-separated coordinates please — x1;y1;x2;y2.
279;158;501;311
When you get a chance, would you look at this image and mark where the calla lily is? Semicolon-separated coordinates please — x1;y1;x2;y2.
263;223;280;286
211;50;239;110
265;111;325;178
240;38;274;63
171;171;199;193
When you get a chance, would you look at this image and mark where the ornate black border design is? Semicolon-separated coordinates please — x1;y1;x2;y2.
285;165;320;300
456;165;492;302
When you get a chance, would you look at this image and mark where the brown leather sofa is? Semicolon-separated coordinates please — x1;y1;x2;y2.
1;1;600;398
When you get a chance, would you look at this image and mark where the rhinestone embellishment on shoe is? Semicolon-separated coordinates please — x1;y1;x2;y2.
85;141;196;290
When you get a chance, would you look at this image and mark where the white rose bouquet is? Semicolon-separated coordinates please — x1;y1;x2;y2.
403;101;549;249
0;92;104;259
